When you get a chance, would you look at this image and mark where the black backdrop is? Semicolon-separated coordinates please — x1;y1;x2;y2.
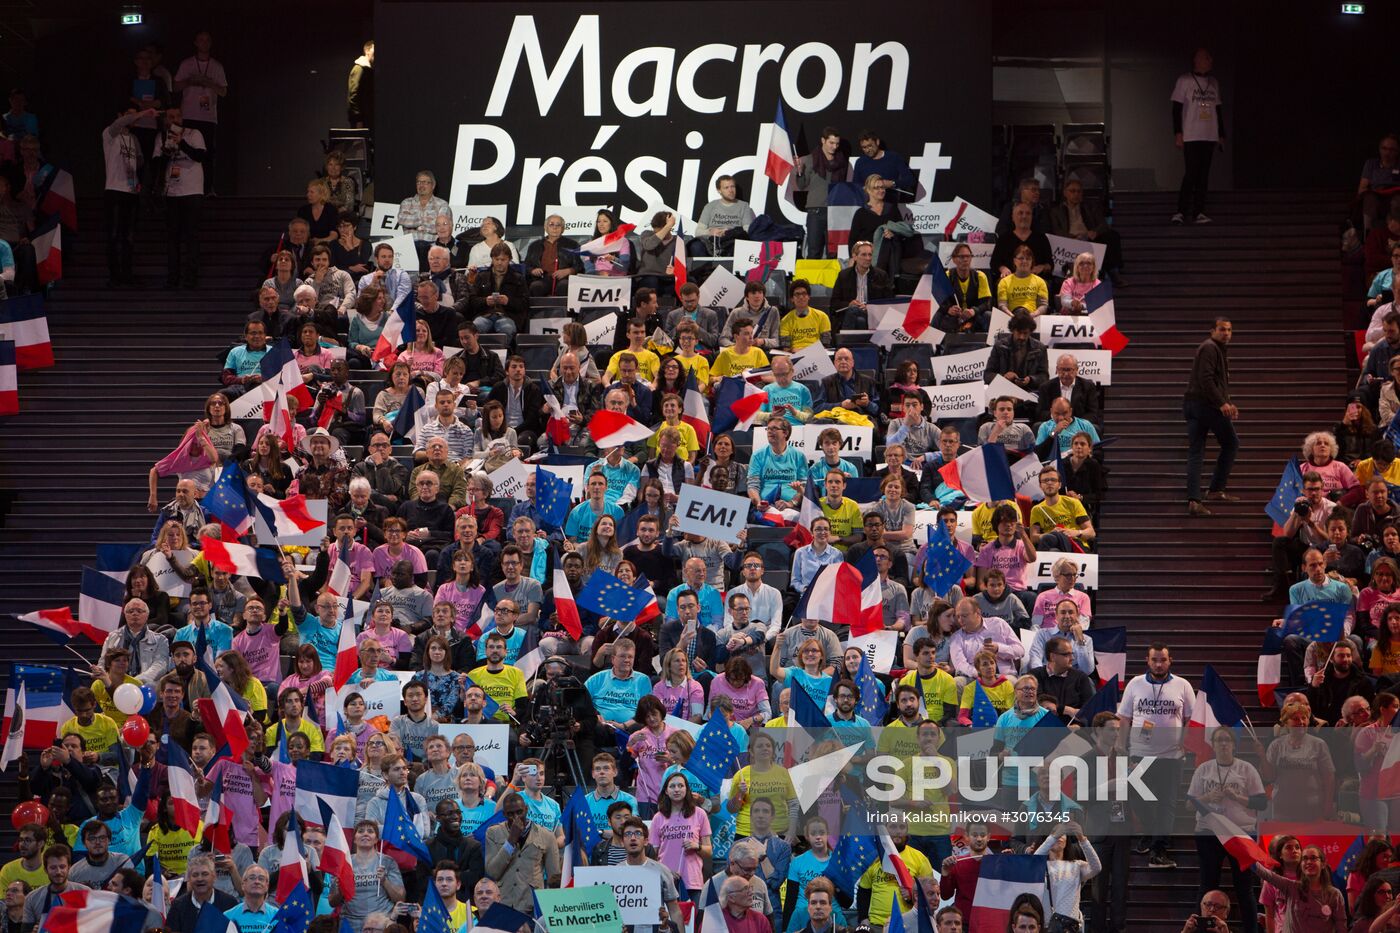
374;0;991;225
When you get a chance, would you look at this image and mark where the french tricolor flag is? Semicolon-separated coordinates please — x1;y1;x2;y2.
588;409;654;448
16;607;86;644
1185;664;1247;765
938;443;1016;504
682;370;710;451
764;102;796;187
728;381;767;433
1198;810;1277;872
42;890;149;933
877;826;916;902
254;492;325;540
1086;280;1129;354
553;568;583;640
1257;624;1285;707
164;735;205;836
672;239;687;299
796;551;882;636
32;218;61;285
574;224;638;257
325;541;353;598
260;338;314;410
0;295;55;369
0;340;16;416
825;182;864;256
268;385;297;456
541;378;573;447
1089;626;1127;687
195;681;251;764
373;289;416;366
331;600;359;689
969;854;1048;933
38;168;77;231
198;536;286;582
317;802;355;897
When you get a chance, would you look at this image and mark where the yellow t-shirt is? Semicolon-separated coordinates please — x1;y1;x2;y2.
896;668;958;724
0;858;48;892
959;677;1016;716
1031;495;1089;533
605;347;661;384
971;499;1018;542
468;665;528;721
60;714;120;754
952;271;992;304
648;421;701;461
876;718;922;761
265;718;326;753
92;676;143;718
673;353;712;391
894;752;956;837
1357;458;1400;486
857;843;934;924
820;497;864;545
146;826;198;875
729;763;796;837
711;346;770;379
997;273;1049;313
239;678;269;716
780;309;831;351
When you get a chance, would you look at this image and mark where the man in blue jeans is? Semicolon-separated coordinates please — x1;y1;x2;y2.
1184;318;1239;515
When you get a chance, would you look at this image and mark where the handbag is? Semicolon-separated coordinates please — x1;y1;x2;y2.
1045;865;1083;933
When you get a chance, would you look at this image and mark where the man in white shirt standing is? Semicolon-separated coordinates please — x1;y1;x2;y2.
1116;642;1194;870
102;107;156;288
173;30;227;196
1169;47;1224;225
155;107;207;290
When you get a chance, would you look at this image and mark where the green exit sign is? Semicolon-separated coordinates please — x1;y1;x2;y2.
121;12;142;24
1341;3;1364;12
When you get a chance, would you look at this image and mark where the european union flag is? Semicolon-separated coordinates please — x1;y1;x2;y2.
194;901;240;933
822;808;878;898
922;521;971;595
1334;834;1367;887
576;568;651;624
382;787;430;862
970;681;999;728
391;386;426;443
687;711;740;795
854;654;888;724
563;786;602;865
791;679;831;728
535;467;572;531
267;879;313;933
418;871;454;933
461;674;501;720
1282;601;1349;642
201;460;257;537
1265;456;1305;528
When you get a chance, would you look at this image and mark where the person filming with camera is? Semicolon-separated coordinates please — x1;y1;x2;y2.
1180;891;1234;933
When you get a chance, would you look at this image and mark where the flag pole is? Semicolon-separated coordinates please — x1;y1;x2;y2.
1320;639;1340;674
377;835;384;896
63;644;93;667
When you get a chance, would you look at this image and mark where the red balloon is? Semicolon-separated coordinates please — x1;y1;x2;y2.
10;800;49;830
120;716;150;747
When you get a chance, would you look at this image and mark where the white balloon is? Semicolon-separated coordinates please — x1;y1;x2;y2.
113;683;144;716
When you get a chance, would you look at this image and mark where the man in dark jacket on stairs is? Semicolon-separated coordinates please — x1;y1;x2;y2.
1184;318;1239;516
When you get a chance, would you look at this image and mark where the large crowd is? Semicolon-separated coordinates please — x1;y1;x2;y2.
19;35;1397;933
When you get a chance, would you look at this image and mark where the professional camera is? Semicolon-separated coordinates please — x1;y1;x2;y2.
521;674;583;747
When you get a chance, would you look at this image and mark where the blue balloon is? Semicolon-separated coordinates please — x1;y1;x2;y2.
138;684;158;715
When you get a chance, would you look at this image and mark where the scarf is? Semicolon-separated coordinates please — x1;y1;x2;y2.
809;146;849;182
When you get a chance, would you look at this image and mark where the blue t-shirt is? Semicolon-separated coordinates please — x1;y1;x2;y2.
584;788;639;837
225;345;269;377
585;670;653;723
521;791;563;831
564;500;625;542
174;619;234;657
763;382;813;425
0;240;14;275
474;626;527;664
785;850;846;932
992;707;1051;786
225;902;279;933
749;445;810;502
664;584;725;630
80;806;144;860
587;458;642;507
1035;418;1100;455
787;670;833;712
295;616;343;673
807;457;860;497
456;799;498;836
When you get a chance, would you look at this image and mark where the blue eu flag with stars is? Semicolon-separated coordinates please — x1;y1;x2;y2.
1282;601;1349;642
822;808;878;898
1265;456;1305;528
687;711;740;795
383;787;430;862
417;871;454;933
970;681;1000;728
853;654;888;724
201;460;257;537
535;467;573;531
922;521;971;595
576;569;652;624
267;879;313;933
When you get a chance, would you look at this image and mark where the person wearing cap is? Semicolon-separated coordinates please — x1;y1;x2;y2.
298;427;350;513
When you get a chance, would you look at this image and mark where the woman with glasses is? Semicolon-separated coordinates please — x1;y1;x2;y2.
1187;727;1266;933
1252;845;1346;933
1347;841;1396;915
1352;876;1400;933
329;821;404;932
355;731;390;822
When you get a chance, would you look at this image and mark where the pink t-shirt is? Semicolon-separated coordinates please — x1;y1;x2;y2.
1306;458;1359;494
628;724;679;804
433;581;486;631
295;348;335;372
708;676;768;724
973;539;1032;590
372;543;428;578
1058;277;1100;310
649;807;711;890
1031;587;1092;628
206;756;272;847
357;624;414;663
653;679;704;721
233;624;283;682
268;759;298;828
337;542;376;593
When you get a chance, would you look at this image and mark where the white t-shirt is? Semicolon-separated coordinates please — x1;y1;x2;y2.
1170;72;1221;143
102;120;142;193
467;240;520;269
153;125;206;198
1186;758;1265;833
175;55;228;123
1116;673;1195;759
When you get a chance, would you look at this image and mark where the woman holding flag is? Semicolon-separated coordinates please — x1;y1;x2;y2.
330;820;404;932
1252;845;1347;933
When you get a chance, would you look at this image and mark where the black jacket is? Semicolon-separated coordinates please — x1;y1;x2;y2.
397;498;457;548
524;236;586;276
985;332;1049;390
1185;336;1230;407
1036;375;1102;425
167;890;238;933
467;267;530;333
830;265;894;311
351;457;409;509
484;378;546;437
426;830;486;895
1030;665;1096;723
417;305;464;351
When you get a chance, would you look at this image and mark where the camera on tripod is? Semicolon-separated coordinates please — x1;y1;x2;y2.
522;675;582;747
